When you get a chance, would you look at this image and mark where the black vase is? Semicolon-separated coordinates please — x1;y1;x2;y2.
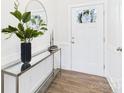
21;63;31;71
21;43;31;63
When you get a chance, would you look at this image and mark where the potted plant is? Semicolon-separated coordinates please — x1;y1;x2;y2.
2;1;47;71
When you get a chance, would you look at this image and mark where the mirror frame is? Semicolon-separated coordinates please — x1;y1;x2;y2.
25;0;48;25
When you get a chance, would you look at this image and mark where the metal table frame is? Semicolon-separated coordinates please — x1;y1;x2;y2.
1;48;61;93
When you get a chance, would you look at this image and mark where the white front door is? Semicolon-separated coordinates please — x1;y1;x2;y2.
71;4;104;76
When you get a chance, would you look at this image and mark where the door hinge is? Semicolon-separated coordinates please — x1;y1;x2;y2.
104;64;105;70
103;10;105;16
103;37;105;43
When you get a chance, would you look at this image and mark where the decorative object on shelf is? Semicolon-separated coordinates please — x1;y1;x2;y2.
50;30;54;46
48;45;58;53
72;7;97;24
21;43;31;62
21;62;31;71
2;0;47;71
49;30;58;53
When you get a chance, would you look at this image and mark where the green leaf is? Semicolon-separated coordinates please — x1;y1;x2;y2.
38;31;44;35
8;25;18;31
40;23;47;26
39;20;43;25
14;2;18;10
18;23;24;31
2;26;18;33
10;10;22;21
31;19;36;24
2;28;11;33
25;28;33;38
40;27;47;30
22;12;31;23
24;28;43;39
16;31;25;41
31;30;44;38
32;32;39;37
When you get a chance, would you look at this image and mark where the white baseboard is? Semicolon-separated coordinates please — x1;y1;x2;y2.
106;75;118;93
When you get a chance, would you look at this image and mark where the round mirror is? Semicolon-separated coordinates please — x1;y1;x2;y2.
25;0;48;31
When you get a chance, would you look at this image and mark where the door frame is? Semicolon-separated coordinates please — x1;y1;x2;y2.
68;1;106;76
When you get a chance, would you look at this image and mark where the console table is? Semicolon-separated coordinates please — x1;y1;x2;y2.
2;48;61;93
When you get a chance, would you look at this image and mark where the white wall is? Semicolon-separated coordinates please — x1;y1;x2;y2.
105;0;122;92
1;0;57;92
1;0;56;67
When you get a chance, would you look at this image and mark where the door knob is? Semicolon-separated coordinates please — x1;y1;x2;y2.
116;47;122;52
72;37;75;39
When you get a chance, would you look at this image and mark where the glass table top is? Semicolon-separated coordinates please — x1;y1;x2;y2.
2;49;60;76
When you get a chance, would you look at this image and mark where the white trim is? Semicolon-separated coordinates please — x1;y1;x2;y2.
25;0;48;24
68;1;104;9
106;74;117;93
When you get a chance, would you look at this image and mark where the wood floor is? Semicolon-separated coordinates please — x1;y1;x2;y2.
45;70;113;93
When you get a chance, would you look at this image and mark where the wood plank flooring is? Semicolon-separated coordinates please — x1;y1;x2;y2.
45;70;113;93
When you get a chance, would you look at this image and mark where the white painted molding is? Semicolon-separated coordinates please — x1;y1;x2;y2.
68;1;104;8
106;74;117;93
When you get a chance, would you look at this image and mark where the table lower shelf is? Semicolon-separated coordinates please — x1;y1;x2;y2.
36;68;61;93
